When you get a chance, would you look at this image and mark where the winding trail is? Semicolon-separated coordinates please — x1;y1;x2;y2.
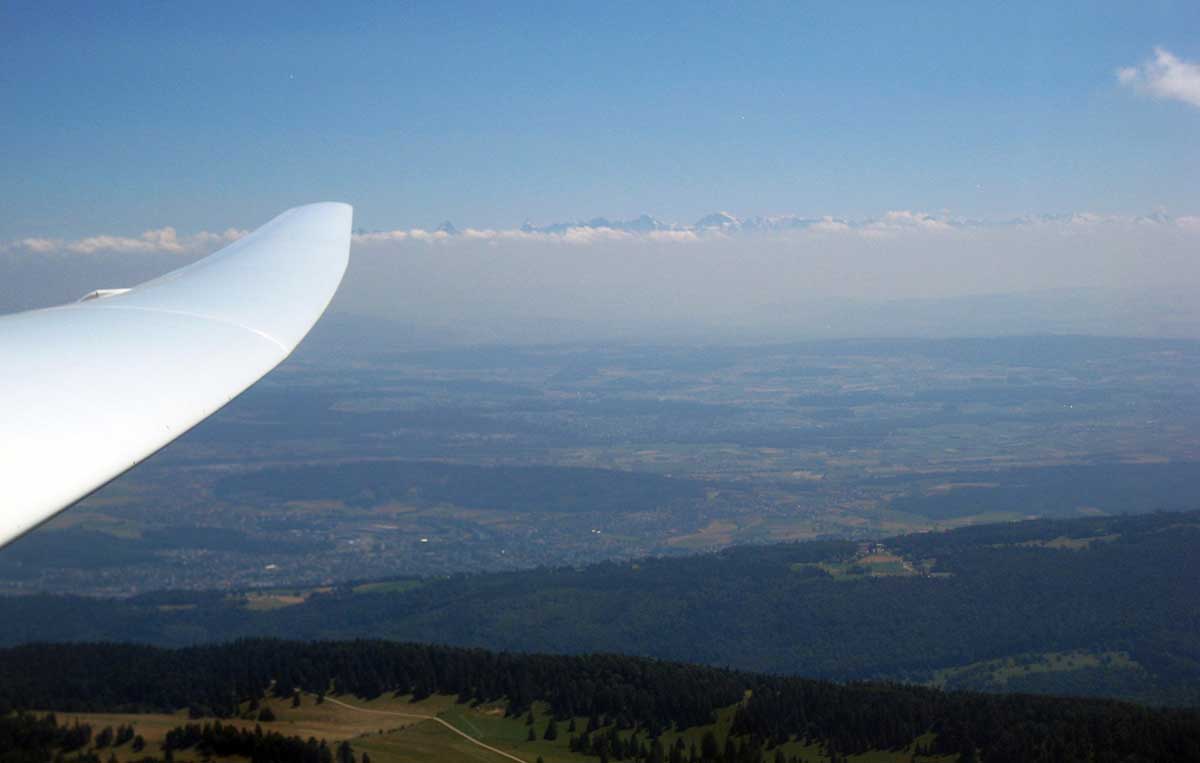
320;695;529;763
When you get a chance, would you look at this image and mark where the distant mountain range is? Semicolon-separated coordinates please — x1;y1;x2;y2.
353;209;1194;238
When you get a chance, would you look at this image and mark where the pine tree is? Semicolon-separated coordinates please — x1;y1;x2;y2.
649;738;665;763
94;726;114;748
544;718;559;741
114;724;134;746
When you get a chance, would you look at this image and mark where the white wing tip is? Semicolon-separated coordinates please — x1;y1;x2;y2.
286;201;354;219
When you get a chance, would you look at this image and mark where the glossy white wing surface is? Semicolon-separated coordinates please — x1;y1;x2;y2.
0;202;352;548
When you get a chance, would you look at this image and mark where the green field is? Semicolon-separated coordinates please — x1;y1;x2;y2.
352;579;425;595
931;650;1144;691
791;547;921;581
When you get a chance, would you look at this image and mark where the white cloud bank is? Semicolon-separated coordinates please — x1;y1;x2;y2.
347;211;1200;248
3;227;246;256
349;211;1200;248
1118;47;1200;108
4;211;1200;258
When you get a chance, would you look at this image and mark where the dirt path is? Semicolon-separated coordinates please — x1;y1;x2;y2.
320;695;529;763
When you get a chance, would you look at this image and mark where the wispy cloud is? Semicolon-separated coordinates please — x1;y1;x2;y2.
1176;215;1200;232
2;228;245;256
806;217;852;235
12;237;60;253
859;211;955;239
1118;47;1200;108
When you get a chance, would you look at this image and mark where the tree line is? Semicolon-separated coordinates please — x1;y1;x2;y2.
164;720;353;763
1;639;1198;763
0;711;350;763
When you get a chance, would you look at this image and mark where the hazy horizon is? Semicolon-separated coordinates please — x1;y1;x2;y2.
5;207;1200;344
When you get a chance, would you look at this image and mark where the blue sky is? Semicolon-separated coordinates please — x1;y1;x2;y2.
2;1;1198;238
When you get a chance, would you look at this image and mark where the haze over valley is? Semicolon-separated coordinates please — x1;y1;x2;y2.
3;326;1199;596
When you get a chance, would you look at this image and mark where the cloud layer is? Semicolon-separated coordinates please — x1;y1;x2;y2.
4;210;1199;259
1118;47;1200;108
4;227;246;256
346;210;1200;248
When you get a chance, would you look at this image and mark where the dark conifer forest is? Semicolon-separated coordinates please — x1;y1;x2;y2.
1;511;1197;706
1;639;1198;763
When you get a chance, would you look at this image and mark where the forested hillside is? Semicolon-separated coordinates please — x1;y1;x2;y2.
1;511;1197;706
2;640;1199;763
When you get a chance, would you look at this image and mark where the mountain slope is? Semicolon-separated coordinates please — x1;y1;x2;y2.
0;511;1197;705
